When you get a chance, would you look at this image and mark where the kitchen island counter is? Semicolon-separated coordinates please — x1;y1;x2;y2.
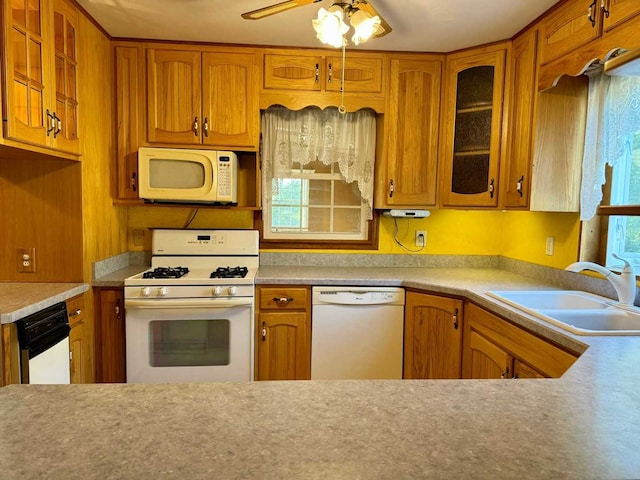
1;347;640;480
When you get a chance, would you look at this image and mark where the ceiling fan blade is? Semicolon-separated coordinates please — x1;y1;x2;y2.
242;0;323;20
354;0;392;38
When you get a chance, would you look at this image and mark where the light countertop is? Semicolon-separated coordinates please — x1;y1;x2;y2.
0;282;89;324
1;266;639;478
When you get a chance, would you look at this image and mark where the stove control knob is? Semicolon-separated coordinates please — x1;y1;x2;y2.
141;287;151;297
228;286;238;296
158;287;168;297
212;286;223;296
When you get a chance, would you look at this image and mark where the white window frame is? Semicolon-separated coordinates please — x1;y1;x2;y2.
263;167;369;241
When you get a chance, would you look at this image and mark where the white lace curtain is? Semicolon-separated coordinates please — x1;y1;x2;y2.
580;71;640;220
261;106;376;219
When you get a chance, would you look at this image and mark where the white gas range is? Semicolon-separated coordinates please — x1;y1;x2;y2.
124;229;259;383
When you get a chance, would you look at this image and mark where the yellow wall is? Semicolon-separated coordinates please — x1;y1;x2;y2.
127;207;253;251
500;211;581;268
126;205;581;268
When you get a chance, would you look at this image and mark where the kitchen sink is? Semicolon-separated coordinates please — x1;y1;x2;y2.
486;290;611;310
486;290;640;336
537;309;640;333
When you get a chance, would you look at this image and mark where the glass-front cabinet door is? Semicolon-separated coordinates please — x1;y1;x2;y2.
51;0;79;153
3;0;80;154
4;0;51;147
439;45;507;207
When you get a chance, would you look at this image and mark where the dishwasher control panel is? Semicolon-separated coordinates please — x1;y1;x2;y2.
312;287;405;306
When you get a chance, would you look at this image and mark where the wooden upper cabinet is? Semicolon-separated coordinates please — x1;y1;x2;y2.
146;47;258;148
3;0;51;147
115;44;143;200
376;56;442;208
264;53;323;91
2;0;79;155
502;29;538;209
146;49;202;145
439;44;507;208
403;291;462;379
263;52;384;94
51;0;79;153
539;0;601;65
540;0;640;66
602;0;640;32
324;55;383;93
201;51;258;148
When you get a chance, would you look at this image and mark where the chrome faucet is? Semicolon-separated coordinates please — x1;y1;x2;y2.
565;254;637;306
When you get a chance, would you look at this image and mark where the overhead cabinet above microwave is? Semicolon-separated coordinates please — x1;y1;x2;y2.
145;47;260;149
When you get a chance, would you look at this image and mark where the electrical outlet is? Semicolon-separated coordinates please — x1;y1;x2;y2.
133;229;145;246
19;247;36;273
545;236;555;256
415;230;426;247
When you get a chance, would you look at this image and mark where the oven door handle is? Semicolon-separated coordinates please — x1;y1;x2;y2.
125;298;253;309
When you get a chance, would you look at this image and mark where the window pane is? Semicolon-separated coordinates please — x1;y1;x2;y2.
334;208;362;233
309;179;331;206
335;181;361;206
605;132;640;268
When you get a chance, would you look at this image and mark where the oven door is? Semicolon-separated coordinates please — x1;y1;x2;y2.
125;298;253;383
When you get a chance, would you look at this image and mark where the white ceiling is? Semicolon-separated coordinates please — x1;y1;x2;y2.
75;0;562;52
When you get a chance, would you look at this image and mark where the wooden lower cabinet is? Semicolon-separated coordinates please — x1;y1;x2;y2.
403;291;463;379
93;288;126;383
67;294;94;384
255;286;311;381
462;302;578;379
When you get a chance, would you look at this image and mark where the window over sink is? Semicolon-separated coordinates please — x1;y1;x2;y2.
259;106;378;248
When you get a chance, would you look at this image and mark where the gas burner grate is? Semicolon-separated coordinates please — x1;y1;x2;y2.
210;266;249;279
143;267;190;279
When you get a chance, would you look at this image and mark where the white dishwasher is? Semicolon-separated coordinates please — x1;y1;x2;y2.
311;286;405;380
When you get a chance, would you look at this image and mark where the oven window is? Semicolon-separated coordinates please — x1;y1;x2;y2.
149;320;230;367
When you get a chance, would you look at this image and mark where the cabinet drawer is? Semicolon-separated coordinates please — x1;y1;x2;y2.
66;294;86;326
259;287;308;310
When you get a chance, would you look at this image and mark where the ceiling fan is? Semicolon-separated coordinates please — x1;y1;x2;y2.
241;0;392;39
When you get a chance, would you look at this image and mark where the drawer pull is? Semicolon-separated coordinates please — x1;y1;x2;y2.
273;297;294;305
69;308;82;317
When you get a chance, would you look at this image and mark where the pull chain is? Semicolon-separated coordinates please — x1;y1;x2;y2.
339;38;346;114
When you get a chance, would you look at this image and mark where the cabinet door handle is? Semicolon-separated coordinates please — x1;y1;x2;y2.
500;367;510;379
328;63;332;83
203;117;209;137
452;308;459;330
516;175;524;197
130;172;137;192
193;116;199;136
587;0;597;27
389;179;394;198
273;297;293;305
600;0;609;18
54;113;62;137
261;321;267;341
315;63;319;84
488;178;495;198
46;110;56;136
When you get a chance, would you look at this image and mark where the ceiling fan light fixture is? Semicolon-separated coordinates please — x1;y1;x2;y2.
349;8;380;45
312;5;349;48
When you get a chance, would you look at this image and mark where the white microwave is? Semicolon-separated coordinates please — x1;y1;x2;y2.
138;147;238;204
